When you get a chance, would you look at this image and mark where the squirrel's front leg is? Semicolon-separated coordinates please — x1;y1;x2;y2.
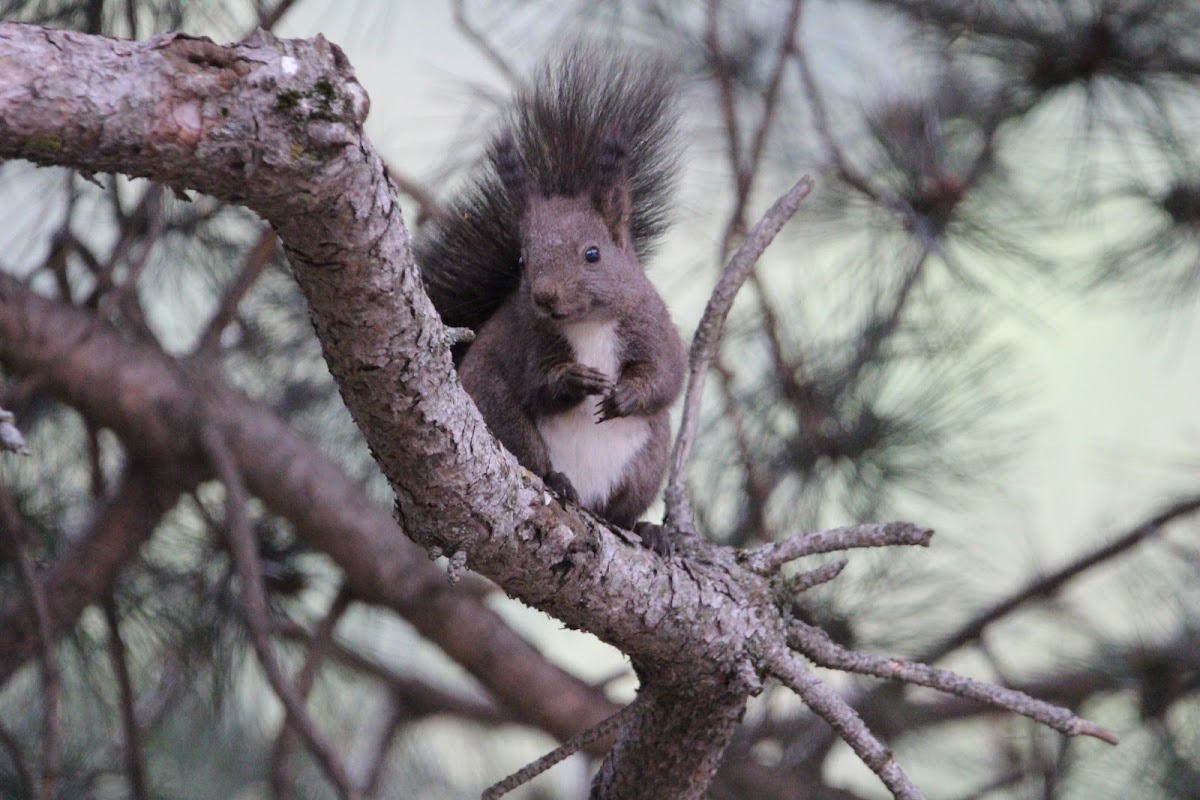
596;308;686;423
532;360;613;412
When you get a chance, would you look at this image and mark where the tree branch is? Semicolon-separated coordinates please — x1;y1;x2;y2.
0;481;62;800
271;584;353;799
664;175;812;532
742;522;934;574
761;646;923;800
919;493;1200;664
200;425;361;800
0;24;1117;799
787;619;1118;744
0;467;178;686
101;597;149;800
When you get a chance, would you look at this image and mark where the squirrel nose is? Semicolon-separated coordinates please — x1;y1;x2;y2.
533;287;560;314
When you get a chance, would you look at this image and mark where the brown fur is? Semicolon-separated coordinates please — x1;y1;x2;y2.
420;46;685;529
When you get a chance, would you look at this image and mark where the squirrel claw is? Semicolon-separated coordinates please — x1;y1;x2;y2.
596;385;636;422
543;470;580;505
564;363;612;397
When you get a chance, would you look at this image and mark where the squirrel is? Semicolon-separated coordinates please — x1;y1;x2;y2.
415;45;686;539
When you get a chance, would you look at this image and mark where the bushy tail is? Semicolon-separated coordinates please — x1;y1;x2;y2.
415;44;681;332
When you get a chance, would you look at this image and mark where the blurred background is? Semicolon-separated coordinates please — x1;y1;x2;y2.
1;0;1199;798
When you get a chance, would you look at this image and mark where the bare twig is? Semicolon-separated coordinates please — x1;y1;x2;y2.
84;421;106;499
787;619;1119;744
194;227;278;357
794;23;880;202
199;427;362;800
385;160;449;226
482;701;635;800
82;185;164;337
451;0;524;89
743;522;933;574
0;468;181;686
705;0;743;195
258;0;300;31
102;596;149;800
272;617;509;728
271;584;354;800
0;482;61;800
782;559;848;595
715;0;805;257
0;723;34;798
360;698;408;797
841;250;931;390
664;175;813;532
764;648;924;800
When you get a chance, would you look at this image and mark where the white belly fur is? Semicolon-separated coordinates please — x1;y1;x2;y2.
537;320;650;509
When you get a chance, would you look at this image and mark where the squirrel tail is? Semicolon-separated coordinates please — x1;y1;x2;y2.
415;43;681;333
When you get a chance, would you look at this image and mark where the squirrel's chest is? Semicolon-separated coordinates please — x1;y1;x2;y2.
537;320;650;509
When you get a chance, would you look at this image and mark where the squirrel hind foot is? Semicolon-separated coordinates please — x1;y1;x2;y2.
632;521;673;557
543;470;580;505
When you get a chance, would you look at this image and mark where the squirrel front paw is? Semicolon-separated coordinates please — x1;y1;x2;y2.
596;383;638;422
559;363;613;399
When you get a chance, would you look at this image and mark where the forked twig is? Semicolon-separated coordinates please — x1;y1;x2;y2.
763;647;924;800
271;584;354;799
743;522;933;574
787;620;1119;745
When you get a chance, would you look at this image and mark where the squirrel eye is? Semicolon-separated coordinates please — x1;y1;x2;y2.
518;254;526;268
584;246;601;263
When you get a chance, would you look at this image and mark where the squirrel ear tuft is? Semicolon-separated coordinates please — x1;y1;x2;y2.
595;134;633;248
492;130;529;213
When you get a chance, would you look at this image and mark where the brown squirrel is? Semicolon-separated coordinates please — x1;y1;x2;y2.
415;46;686;535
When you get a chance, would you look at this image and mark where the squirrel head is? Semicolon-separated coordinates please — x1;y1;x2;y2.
495;132;643;323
